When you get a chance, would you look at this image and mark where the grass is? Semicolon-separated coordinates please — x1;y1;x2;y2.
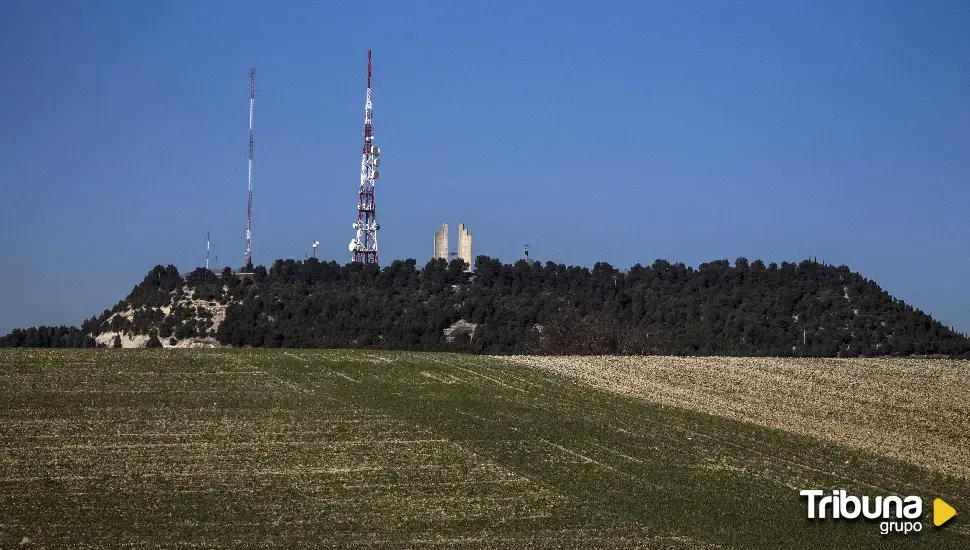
0;349;967;548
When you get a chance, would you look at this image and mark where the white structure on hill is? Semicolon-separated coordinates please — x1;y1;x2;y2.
434;223;473;269
433;223;449;260
458;224;472;267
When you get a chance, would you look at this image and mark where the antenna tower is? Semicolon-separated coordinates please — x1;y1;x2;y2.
206;230;211;271
245;68;255;270
349;50;381;264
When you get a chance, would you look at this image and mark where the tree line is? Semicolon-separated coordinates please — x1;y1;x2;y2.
0;326;97;348
4;256;969;357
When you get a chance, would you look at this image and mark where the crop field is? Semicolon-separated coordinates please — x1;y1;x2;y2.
503;356;970;480
1;350;968;548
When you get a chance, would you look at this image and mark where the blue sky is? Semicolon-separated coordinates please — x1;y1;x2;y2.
1;1;968;334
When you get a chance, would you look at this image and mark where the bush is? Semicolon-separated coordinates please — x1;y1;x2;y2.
174;322;195;339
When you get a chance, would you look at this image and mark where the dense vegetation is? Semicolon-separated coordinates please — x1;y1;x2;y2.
5;257;968;355
0;326;97;348
7;256;956;357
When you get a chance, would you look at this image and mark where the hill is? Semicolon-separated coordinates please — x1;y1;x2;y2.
5;256;970;356
1;349;967;548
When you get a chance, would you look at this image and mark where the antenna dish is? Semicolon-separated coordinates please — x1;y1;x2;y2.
348;240;356;252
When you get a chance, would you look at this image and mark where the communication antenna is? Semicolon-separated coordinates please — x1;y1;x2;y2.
245;68;255;270
349;50;381;264
312;241;320;259
524;244;531;261
206;230;211;271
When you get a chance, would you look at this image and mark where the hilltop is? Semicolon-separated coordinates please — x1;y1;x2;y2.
6;256;966;357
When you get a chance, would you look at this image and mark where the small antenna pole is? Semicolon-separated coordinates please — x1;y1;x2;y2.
245;68;255;270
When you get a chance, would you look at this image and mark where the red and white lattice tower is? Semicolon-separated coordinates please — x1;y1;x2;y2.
244;68;255;270
349;50;381;264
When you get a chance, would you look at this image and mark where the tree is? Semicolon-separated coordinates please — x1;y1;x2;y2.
174;322;195;340
1;327;95;348
112;334;122;348
58;257;970;358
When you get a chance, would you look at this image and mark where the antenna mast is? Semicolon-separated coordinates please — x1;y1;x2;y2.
245;68;255;270
206;230;211;271
349;50;381;264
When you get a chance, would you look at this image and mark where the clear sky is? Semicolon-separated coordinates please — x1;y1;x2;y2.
1;1;968;335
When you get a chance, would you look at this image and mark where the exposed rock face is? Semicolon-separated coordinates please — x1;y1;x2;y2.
95;332;149;348
94;332;223;348
443;319;477;343
91;278;236;348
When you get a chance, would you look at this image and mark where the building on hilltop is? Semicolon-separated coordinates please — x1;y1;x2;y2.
433;223;448;260
434;223;473;270
458;223;472;267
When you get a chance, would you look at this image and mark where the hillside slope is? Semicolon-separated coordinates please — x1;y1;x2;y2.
79;265;233;348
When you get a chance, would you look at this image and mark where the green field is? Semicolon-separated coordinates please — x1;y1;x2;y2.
1;350;966;548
